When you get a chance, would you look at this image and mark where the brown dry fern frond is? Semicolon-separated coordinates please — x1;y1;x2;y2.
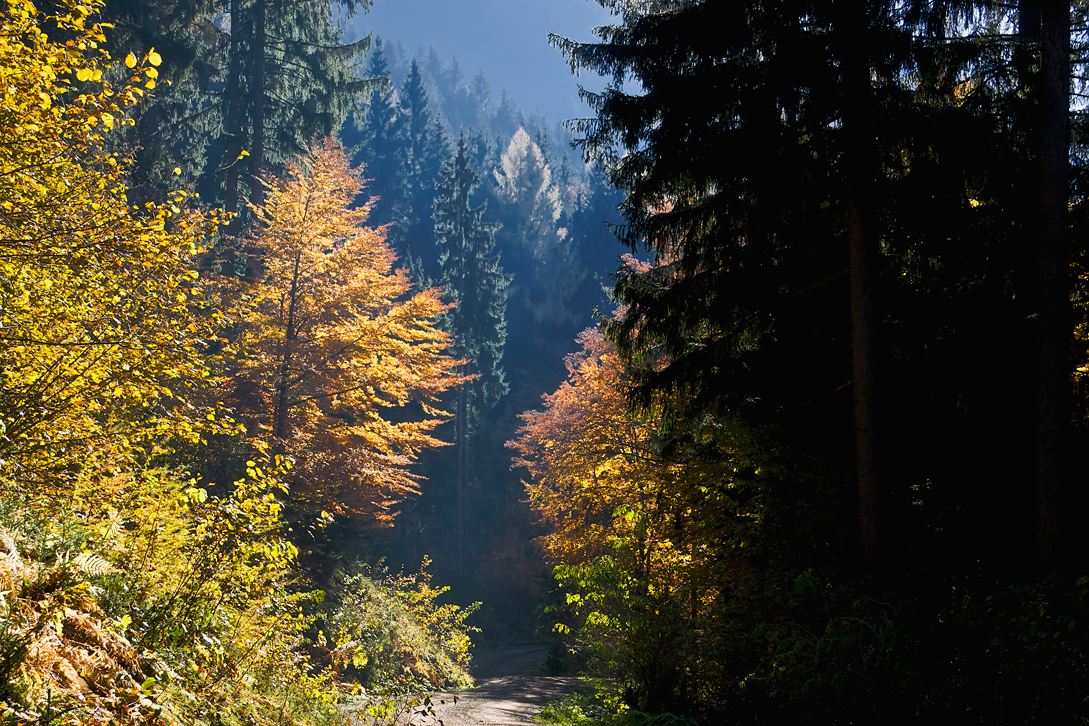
26;630;92;696
62;609;140;674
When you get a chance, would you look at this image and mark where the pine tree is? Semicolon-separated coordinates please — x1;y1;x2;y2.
97;0;223;196
549;0;1089;575
350;37;406;232
397;59;449;274
493;127;581;324
467;70;492;128
493;90;523;140
434;135;510;578
218;0;378;227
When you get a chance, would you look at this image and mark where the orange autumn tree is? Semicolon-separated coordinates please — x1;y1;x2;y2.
509;326;765;708
509;327;665;566
233;138;464;520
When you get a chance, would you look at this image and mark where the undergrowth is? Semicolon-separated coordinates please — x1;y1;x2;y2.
535;682;698;726
0;463;477;726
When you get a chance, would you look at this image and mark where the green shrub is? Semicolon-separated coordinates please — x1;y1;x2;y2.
324;558;479;692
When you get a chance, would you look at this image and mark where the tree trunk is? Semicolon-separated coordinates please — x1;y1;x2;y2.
1036;0;1070;573
223;0;243;235
841;0;882;566
250;0;267;209
1021;0;1042;42
273;253;301;442
456;372;466;580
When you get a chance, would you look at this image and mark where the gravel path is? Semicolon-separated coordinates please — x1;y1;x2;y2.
410;675;581;726
346;645;580;726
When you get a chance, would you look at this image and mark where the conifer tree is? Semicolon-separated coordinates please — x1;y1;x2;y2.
467;70;492;128
397;59;449;273
493;90;523;140
97;0;223;195
351;37;406;231
216;0;377;227
493;127;581;324
436;136;510;422
434;135;510;578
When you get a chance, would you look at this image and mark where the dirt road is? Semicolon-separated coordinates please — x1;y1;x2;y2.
416;675;580;726
344;645;578;726
409;646;579;726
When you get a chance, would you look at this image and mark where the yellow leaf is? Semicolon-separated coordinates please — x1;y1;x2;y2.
75;67;91;81
124;52;136;68
147;49;161;66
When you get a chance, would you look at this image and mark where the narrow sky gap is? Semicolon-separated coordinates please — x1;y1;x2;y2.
349;0;613;120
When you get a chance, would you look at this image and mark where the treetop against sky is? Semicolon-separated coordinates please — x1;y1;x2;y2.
350;0;612;119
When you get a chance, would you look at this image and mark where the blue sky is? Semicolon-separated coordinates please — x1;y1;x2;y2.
349;0;612;122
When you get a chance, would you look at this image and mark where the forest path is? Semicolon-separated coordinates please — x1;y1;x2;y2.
469;645;551;679
408;645;577;725
412;675;581;726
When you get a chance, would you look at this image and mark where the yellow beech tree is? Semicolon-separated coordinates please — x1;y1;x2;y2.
234;138;463;520
0;0;229;495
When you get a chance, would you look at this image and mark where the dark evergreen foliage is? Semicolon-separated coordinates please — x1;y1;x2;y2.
542;0;1089;719
346;37;405;231
435;135;511;425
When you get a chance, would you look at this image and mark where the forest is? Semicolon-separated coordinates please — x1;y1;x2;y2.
1;0;1089;724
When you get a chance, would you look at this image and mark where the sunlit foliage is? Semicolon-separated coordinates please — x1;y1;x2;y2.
510;326;767;712
231;138;465;520
326;556;478;693
0;0;232;497
0;3;475;724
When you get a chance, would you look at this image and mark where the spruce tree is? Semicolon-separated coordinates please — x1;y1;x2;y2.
350;37;406;231
434;134;510;578
398;59;449;273
549;0;1068;572
467;70;493;128
493;90;523;140
213;0;377;228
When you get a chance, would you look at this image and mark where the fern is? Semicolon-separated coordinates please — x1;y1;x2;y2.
0;621;28;702
70;553;118;577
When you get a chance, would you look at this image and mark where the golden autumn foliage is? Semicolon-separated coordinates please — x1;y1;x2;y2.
509;328;665;566
510;327;766;704
0;4;476;722
0;0;231;495
0;462;338;726
0;3;336;724
326;556;477;693
232;138;464;520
